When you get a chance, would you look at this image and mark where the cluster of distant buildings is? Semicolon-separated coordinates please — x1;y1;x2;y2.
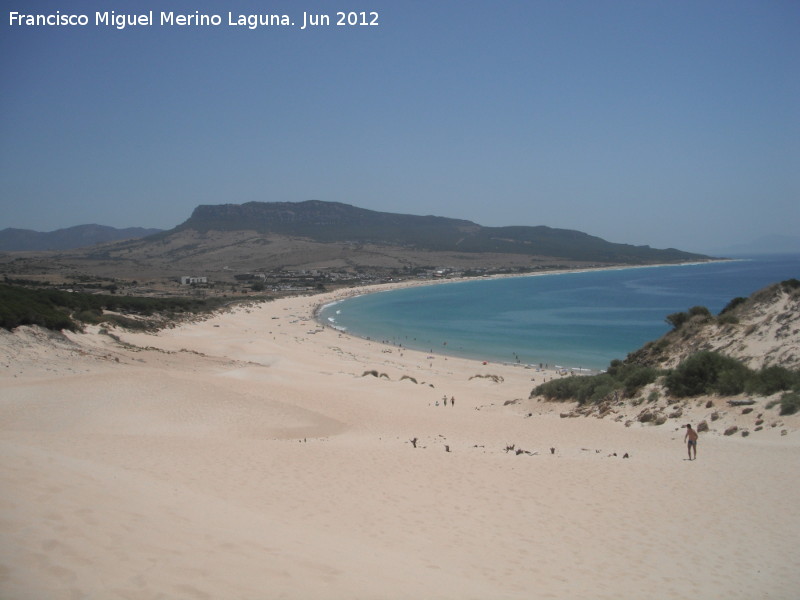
179;267;474;286
176;265;520;294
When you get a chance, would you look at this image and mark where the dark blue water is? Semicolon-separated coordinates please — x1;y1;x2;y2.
318;255;799;370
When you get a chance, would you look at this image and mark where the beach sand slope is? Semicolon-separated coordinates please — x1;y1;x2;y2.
1;293;799;599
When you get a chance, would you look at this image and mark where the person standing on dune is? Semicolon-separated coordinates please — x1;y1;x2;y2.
684;424;698;460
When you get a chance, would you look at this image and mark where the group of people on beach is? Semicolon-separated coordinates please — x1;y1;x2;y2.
436;396;455;407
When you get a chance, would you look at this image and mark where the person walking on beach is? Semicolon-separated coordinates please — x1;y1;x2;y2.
684;424;698;460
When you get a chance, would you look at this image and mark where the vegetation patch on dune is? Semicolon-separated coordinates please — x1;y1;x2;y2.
470;374;505;383
532;361;658;404
0;283;244;332
534;352;798;406
531;280;800;416
664;352;799;398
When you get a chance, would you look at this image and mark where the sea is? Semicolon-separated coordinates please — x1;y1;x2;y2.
317;254;800;371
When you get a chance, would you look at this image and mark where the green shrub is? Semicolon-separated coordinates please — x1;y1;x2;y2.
622;366;659;396
533;377;584;402
533;375;619;404
606;359;624;375
0;285;78;331
75;309;104;324
717;313;739;325
536;351;799;404
719;297;747;315
746;366;800;396
0;283;238;332
666;306;712;331
715;365;749;396
666;352;799;398
779;391;800;416
580;374;618;404
688;306;711;318
665;311;689;331
534;363;656;405
780;278;800;292
607;361;659;391
665;351;751;397
101;314;152;330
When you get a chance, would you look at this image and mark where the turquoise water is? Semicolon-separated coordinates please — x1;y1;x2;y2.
318;254;800;370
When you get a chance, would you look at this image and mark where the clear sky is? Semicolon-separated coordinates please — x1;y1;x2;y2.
1;0;798;253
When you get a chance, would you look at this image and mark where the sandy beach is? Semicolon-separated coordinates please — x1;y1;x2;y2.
2;286;799;600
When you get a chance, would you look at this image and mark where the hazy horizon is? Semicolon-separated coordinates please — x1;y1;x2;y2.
2;1;798;255
2;199;800;257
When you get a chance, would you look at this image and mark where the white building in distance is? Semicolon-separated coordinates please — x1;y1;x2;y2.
180;276;208;285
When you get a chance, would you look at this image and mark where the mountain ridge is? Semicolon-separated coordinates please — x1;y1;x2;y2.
0;224;162;252
0;201;715;286
172;200;709;264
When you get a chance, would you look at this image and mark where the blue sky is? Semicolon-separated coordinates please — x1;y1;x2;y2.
1;0;798;253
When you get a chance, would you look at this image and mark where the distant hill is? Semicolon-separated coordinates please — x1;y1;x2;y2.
0;201;714;285
0;225;162;251
173;200;709;264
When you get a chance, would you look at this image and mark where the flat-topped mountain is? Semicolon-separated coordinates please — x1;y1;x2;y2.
0;200;713;286
174;200;707;264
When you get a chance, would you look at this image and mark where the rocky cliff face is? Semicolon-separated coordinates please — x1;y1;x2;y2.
627;280;800;370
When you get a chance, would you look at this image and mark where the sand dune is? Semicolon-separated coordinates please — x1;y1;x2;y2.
1;289;799;599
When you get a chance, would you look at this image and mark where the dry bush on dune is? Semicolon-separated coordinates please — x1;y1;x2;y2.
470;374;504;383
361;370;390;379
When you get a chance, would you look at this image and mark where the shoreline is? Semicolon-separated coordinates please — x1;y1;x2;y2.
312;259;735;372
